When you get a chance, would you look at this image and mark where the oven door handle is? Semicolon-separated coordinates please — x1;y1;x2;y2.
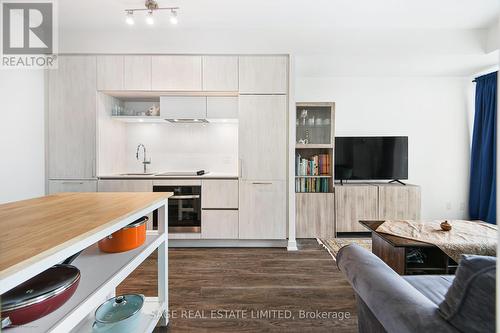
170;195;200;199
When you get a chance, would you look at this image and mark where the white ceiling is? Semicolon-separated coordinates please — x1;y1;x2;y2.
57;0;500;76
59;0;498;30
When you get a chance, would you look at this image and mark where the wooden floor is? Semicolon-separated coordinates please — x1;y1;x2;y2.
117;239;358;332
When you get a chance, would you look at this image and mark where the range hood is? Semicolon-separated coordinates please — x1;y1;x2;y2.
165;119;209;124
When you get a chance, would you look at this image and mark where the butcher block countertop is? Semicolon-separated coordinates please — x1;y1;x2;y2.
0;192;172;292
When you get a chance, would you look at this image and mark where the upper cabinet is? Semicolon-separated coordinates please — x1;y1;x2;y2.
206;97;238;119
152;55;202;91
124;55;152;90
238;56;288;94
48;56;97;179
97;55;124;90
202;56;238;91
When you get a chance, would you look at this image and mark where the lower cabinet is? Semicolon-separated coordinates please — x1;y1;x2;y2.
378;184;421;220
335;185;378;233
296;193;335;238
97;180;152;192
201;210;239;239
239;180;286;240
48;180;97;194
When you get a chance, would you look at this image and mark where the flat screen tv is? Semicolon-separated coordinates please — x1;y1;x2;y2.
335;136;408;181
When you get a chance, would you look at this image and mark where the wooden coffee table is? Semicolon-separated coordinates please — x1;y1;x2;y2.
360;220;457;275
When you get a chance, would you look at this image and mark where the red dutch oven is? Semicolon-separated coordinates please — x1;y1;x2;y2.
1;252;81;328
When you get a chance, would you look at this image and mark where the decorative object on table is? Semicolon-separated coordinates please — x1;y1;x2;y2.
98;216;148;253
318;238;372;261
440;220;452;231
0;252;82;327
92;294;145;332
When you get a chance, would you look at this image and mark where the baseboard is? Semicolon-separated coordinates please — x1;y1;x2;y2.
169;239;288;248
287;240;298;251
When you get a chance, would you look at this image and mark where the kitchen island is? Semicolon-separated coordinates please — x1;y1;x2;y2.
0;192;172;332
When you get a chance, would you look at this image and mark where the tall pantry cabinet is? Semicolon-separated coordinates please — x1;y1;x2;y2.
238;56;289;240
47;55;98;192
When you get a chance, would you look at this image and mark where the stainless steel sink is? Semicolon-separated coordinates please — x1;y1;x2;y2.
120;173;156;176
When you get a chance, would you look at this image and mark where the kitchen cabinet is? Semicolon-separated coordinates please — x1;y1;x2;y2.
296;193;335;238
201;210;238;239
152;55;202;91
239;95;287;180
97;55;124;90
160;96;207;119
335;185;378;233
48;180;97;194
98;180;152;192
124;55;152;90
48;55;97;179
202;56;238;91
201;180;238;208
239;180;286;239
206;97;238;119
238;56;288;94
378;184;421;220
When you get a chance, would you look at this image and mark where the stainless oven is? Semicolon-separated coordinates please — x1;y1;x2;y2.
153;185;201;233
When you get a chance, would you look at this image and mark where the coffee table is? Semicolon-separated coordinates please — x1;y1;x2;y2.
360;220;457;275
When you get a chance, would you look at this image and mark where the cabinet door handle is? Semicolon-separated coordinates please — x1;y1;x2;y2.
252;182;273;185
62;182;84;185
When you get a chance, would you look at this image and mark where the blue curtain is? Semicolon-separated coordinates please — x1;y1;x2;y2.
469;72;497;224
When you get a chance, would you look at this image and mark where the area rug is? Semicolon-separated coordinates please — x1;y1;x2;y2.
318;238;372;261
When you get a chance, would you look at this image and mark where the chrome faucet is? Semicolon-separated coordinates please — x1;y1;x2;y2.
136;144;151;173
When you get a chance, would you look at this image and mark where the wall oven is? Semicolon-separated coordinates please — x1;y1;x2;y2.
153;185;201;233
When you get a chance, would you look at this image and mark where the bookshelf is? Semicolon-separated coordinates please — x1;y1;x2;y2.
295;102;335;193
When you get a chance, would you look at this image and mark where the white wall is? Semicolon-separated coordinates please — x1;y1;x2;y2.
0;70;45;203
296;76;473;219
123;123;238;175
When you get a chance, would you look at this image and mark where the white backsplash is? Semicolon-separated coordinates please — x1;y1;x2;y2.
124;122;238;174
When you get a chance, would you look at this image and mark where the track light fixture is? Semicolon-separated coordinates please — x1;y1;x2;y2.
125;0;179;26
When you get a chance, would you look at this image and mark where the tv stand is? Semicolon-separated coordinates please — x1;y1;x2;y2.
389;179;406;186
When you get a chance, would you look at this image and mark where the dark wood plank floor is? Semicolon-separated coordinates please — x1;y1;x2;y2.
117;239;358;332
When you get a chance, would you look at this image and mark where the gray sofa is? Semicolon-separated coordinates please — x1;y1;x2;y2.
337;244;496;333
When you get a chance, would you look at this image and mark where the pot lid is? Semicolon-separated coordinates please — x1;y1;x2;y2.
2;265;80;311
95;294;144;324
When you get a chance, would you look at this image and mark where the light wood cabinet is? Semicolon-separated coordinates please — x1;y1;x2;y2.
48;180;97;194
98;180;152;192
296;193;335;238
201;210;238;239
206;97;238;119
239;180;286;239
202;56;238;91
97;55;124;90
152;55;202;91
124;56;151;90
239;56;288;94
202;180;238;209
48;55;97;179
160;96;206;119
378;185;421;220
239;95;287;181
335;185;378;232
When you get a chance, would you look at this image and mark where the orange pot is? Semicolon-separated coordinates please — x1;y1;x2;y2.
98;216;148;253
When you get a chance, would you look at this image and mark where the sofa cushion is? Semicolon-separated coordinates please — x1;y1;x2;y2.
438;255;496;333
404;275;454;306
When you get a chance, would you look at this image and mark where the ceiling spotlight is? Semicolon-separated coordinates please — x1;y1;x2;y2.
125;11;135;25
170;9;178;25
146;10;154;25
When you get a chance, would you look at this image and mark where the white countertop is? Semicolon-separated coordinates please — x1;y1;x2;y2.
98;172;239;179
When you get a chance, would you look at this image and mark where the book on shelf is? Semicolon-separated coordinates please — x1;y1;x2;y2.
295;177;330;193
295;153;331;193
